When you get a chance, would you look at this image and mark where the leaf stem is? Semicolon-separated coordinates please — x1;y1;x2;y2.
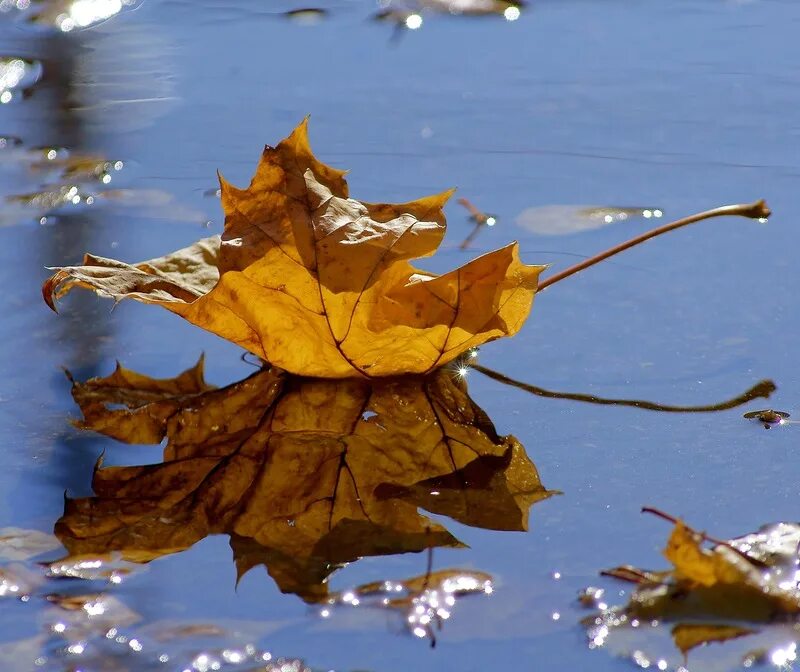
471;363;775;413
641;506;767;566
537;200;770;292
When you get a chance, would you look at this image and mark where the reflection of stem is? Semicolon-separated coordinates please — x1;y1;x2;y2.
472;364;776;413
459;223;482;250
537;200;771;292
457;198;494;250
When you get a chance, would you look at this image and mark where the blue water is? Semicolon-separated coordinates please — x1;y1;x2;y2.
1;1;799;670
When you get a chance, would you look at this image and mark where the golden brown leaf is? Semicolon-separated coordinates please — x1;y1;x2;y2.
591;517;800;646
44;120;545;378
671;623;756;657
664;521;749;588
55;361;551;600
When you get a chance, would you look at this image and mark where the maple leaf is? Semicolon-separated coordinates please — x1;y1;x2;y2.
585;515;800;670
55;360;554;601
43;120;545;378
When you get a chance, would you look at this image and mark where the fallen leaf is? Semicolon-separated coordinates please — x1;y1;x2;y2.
584;517;800;671
671;623;756;657
44;120;545;378
54;360;552;600
628;518;800;620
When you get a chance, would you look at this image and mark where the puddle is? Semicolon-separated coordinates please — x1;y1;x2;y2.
0;1;799;671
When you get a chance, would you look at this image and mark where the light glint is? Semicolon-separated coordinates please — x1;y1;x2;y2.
405;13;422;29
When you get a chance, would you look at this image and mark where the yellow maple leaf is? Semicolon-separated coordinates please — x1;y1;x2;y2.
43;119;545;378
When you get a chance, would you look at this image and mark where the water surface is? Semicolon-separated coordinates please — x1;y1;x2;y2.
1;0;799;670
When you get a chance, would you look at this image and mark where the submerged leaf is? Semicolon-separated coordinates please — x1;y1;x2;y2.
55;361;552;600
44;120;545;378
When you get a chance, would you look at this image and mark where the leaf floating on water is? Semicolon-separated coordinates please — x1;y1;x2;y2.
515;204;664;236
0;56;42;103
54;359;551;601
44;119;545;378
671;623;757;657
585;514;800;671
320;568;493;645
0;527;62;561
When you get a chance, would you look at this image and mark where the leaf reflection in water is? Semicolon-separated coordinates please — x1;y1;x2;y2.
54;358;555;612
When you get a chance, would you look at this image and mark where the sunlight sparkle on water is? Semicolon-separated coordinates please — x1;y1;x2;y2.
771;643;797;668
405;13;422;29
55;0;135;31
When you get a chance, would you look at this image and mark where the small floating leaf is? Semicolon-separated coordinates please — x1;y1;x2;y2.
585;515;800;670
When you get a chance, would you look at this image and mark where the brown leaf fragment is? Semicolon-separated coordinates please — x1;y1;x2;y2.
587;515;800;666
55;361;551;600
671;623;757;657
44;119;545;378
